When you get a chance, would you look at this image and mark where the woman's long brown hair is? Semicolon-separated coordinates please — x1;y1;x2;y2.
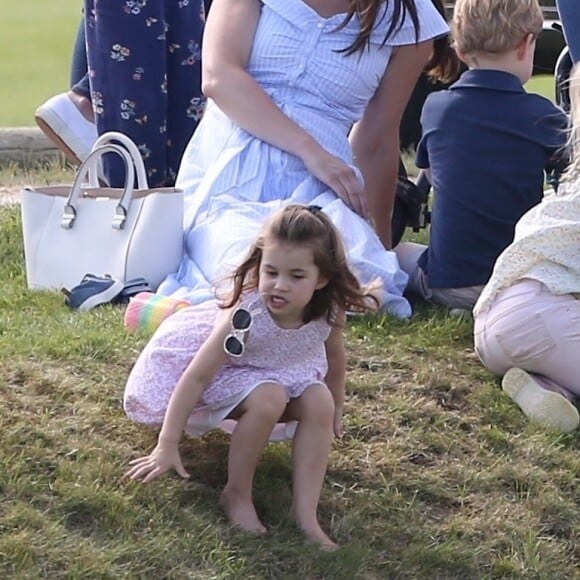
424;0;462;83
340;0;461;83
339;0;420;55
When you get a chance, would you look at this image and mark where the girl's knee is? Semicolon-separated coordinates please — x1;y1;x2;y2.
299;385;335;423
245;382;288;419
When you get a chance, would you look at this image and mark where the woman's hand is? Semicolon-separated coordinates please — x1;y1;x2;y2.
124;442;190;483
302;148;369;218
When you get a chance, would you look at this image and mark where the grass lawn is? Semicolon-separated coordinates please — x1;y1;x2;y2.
0;1;80;127
0;165;578;578
526;75;556;101
0;8;575;576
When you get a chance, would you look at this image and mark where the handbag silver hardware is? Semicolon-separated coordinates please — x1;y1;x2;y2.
61;204;76;229
60;143;134;229
112;205;128;230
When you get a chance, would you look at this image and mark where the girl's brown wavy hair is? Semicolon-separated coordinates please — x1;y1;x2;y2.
221;204;380;324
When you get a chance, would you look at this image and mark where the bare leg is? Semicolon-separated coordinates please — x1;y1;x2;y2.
221;382;287;534
67;89;95;123
286;384;336;549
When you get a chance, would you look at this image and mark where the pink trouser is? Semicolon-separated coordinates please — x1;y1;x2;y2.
474;279;580;401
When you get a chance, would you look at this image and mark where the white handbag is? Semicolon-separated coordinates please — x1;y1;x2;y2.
21;132;184;291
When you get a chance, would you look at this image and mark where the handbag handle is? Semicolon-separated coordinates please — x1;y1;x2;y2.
88;131;149;189
61;143;135;231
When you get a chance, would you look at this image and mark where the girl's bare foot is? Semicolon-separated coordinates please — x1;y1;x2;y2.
220;489;267;535
290;508;337;550
301;524;338;551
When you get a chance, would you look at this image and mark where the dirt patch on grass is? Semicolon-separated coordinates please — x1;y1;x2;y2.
0;186;21;205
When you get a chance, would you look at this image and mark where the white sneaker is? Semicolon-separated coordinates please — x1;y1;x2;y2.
502;368;579;433
34;93;98;164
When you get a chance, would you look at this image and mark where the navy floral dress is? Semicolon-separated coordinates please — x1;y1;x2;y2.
84;0;206;187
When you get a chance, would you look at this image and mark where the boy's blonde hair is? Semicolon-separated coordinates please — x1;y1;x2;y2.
452;0;542;55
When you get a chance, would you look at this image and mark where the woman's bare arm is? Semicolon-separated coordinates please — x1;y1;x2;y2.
350;40;433;248
202;0;366;214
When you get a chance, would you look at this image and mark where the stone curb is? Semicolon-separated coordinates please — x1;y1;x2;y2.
0;127;63;166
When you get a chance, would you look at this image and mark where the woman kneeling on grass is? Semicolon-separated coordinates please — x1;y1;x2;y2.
473;66;580;434
123;204;378;549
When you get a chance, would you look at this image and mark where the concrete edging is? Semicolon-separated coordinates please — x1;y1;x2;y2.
0;127;62;167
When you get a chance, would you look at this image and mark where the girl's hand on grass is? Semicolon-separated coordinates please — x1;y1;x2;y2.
124;443;189;483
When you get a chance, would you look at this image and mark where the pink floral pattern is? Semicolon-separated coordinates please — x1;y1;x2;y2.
124;291;331;433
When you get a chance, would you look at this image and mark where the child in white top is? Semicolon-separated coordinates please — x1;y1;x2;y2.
124;204;378;549
473;66;580;433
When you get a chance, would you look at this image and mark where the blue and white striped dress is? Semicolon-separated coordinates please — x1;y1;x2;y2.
158;0;449;317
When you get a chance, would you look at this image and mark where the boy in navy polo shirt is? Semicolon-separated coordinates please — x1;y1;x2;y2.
395;0;568;311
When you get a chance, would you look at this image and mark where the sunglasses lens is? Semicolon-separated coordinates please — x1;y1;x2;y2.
232;308;252;330
225;335;244;356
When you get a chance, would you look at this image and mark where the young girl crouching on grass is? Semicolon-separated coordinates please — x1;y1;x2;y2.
123;204;378;549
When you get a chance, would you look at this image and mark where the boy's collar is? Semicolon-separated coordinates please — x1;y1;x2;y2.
450;69;525;93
